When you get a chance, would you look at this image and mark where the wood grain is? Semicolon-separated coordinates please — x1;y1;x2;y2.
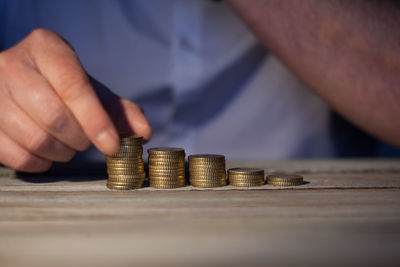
0;159;399;267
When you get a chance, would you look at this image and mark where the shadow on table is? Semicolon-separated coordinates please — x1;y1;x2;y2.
16;161;109;183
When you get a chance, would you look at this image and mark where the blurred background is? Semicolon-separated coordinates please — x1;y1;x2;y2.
1;0;399;162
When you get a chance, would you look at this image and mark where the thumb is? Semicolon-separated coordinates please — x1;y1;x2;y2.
89;75;152;142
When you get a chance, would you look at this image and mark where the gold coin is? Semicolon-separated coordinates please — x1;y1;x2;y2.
149;181;185;185
190;182;226;188
149;158;185;164
107;178;145;183
106;156;143;162
149;178;185;184
107;185;134;190
229;177;264;183
119;136;143;142
111;146;143;151
228;168;264;175
228;173;264;177
190;171;226;176
189;163;225;168
189;168;225;172
108;171;143;177
149;183;185;189
107;164;145;168
108;171;146;177
149;166;185;170
189;164;225;169
106;155;143;160
191;172;225;176
107;152;142;158
106;162;144;168
107;177;145;183
149;172;185;177
107;168;144;173
229;181;265;187
149;157;185;161
107;184;143;190
107;182;144;187
149;175;185;181
229;178;264;182
149;179;185;184
190;177;226;182
189;162;225;168
108;171;145;176
107;166;145;170
150;175;185;180
189;176;226;181
107;180;144;186
267;181;303;186
148;163;185;168
189;165;226;170
148;147;184;154
266;173;303;186
149;173;185;179
189;154;224;160
148;164;185;169
150;168;185;172
148;160;185;165
108;174;146;180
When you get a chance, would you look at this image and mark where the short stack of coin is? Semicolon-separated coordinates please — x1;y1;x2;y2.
105;136;146;190
228;168;265;187
266;173;303;186
148;147;186;189
189;154;226;188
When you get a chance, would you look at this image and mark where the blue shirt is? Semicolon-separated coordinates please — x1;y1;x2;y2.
1;0;394;160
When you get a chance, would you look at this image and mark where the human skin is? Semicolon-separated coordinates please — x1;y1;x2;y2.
0;29;151;172
226;0;400;147
1;1;400;172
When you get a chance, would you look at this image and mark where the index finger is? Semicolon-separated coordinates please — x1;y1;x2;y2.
27;29;119;154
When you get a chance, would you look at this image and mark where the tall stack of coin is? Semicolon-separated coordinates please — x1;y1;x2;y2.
266;173;303;186
105;136;146;190
228;168;265;187
148;147;186;189
189;154;226;188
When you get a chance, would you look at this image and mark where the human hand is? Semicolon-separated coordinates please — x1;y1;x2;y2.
0;29;151;172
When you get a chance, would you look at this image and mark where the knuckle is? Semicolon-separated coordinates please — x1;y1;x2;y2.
41;102;70;132
27;28;74;56
26;131;52;154
28;28;58;44
0;52;22;75
12;153;33;171
59;75;90;102
59;150;76;163
13;152;51;172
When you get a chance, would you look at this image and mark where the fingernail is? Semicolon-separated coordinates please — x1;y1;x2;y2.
96;129;119;154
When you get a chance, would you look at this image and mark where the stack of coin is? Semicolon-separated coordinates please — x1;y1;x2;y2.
105;136;146;190
148;147;186;189
228;168;265;187
266;173;303;186
189;154;226;188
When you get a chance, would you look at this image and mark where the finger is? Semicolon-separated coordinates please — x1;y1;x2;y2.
0;130;52;172
115;98;152;141
27;29;119;154
0;94;76;162
3;60;90;152
90;76;152;141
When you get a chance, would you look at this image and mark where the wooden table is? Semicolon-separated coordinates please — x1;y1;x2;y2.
1;159;399;267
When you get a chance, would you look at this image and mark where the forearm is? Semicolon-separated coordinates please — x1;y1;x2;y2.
227;0;400;147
